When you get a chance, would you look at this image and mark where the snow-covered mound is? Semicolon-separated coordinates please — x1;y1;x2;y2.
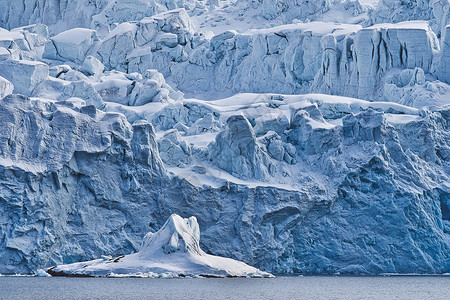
47;214;272;278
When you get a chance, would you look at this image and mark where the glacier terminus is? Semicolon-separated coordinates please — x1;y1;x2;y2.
0;0;448;276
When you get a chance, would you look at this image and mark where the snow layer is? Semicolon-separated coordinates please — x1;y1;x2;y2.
47;214;272;277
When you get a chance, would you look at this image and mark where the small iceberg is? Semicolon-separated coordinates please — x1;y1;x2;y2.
35;269;51;277
47;214;273;278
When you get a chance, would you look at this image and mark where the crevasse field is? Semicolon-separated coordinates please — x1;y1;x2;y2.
0;0;449;278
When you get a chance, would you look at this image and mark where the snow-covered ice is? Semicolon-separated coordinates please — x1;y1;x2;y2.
0;59;49;95
47;214;272;278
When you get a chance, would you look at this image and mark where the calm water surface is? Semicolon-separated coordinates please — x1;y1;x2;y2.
0;276;449;299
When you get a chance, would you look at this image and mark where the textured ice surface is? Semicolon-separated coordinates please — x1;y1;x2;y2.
47;214;272;277
0;0;202;34
0;25;47;60
436;25;450;83
67;11;446;103
0;90;448;275
0;1;449;276
0;59;49;95
371;0;450;36
0;75;13;98
208;114;272;180
43;28;99;63
0;0;368;34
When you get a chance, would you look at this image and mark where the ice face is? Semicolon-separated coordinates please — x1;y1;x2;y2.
81;11;446;104
0;59;49;95
370;0;450;36
436;25;450;84
0;75;13;98
1;89;447;275
208;114;272;180
0;8;444;107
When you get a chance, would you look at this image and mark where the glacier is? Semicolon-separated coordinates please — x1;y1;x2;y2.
0;0;449;276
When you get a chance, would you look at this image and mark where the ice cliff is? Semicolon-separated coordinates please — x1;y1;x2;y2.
0;1;449;276
31;9;446;104
0;90;448;275
2;7;449;103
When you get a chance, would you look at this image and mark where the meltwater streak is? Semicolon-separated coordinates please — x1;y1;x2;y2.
0;276;449;300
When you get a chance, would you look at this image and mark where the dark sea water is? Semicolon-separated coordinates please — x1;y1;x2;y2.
0;275;449;300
